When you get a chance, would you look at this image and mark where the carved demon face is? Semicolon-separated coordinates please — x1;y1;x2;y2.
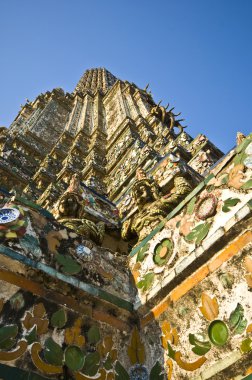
132;181;154;208
58;193;81;218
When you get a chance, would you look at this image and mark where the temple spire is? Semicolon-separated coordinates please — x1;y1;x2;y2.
74;67;118;95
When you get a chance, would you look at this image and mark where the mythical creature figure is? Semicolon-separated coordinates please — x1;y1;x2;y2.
54;175;105;245
150;102;185;135
121;168;192;243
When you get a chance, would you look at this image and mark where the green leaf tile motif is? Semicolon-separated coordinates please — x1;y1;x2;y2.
186;196;197;215
136;244;149;263
51;308;67;328
115;361;130;380
228;303;247;335
44;337;63;366
185;222;211;244
82;351;100;376
0;324;18;350
137;273;155;292
55;254;82;275
241;179;252;190
64;345;85;371
87;326;101;344
25;326;38;345
150;361;164;379
222;198;240;213
189;333;211;356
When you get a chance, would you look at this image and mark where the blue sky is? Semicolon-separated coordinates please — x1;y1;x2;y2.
1;0;251;153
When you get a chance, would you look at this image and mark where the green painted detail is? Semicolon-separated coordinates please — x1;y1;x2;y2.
242;179;252;190
104;356;113;370
0;245;134;312
233;151;248;165
167;342;176;359
240;338;252;353
51;308;67;328
115;361;130;380
130;174;214;257
87;326;100;344
208;320;229;346
221;175;229;185
248;199;252;210
233;135;252;165
189;333;211;356
55;254;82;275
185;222;211;244
25;326;38;344
150;361;164;380
82;351;100;376
222;197;240;213
136;244;149;262
229;303;247;335
242;375;252;380
137;272;155;292
186;196;197;215
44;337;63;366
64;345;85;371
97;288;133;312
153;239;173;266
0;325;18;350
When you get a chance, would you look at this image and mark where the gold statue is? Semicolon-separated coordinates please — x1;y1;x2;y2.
54;174;105;245
121;168;192;243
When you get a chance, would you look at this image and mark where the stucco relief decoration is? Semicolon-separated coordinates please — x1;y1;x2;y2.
152;153;184;185
161;293;252;378
194;193;217;220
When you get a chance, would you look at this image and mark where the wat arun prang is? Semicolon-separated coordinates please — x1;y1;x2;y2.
0;68;251;379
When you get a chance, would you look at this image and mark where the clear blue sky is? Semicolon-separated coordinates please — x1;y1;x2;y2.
1;0;252;153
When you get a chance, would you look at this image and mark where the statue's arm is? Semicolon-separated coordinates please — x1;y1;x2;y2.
121;219;134;241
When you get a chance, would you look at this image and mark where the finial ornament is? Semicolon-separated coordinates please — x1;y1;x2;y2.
236;132;246;146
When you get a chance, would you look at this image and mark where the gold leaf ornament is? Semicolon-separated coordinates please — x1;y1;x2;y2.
64;318;85;347
174;351;207;371
22;303;49;335
166;358;173;380
46;230;63;254
199;293;219;321
244;257;252;288
161;321;179;349
0;340;27;361
127;327;145;365
244;257;252;273
31;342;63;374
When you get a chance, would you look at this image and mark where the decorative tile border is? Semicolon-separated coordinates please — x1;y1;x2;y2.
0;244;134;313
140;230;252;327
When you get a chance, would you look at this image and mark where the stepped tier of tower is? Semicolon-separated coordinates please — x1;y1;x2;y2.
0;68;223;212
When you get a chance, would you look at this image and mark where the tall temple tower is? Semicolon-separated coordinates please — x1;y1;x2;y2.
0;68;251;380
0;67;222;203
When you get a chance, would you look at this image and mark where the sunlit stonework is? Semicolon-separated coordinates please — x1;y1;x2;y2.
0;68;251;379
